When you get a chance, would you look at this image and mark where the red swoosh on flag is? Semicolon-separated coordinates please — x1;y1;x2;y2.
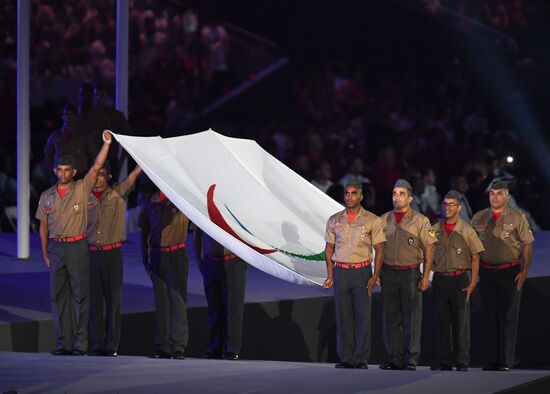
207;184;276;254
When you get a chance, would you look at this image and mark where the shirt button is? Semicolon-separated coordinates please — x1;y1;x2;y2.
97;231;101;234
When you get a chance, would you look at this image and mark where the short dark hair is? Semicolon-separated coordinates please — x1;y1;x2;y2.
54;154;76;168
344;179;363;195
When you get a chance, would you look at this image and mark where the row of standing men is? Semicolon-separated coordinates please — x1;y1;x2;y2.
324;178;533;371
36;131;534;367
36;131;246;360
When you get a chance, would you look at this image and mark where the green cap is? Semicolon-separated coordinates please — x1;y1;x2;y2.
54;154;76;168
444;190;462;201
394;179;412;192
490;179;509;190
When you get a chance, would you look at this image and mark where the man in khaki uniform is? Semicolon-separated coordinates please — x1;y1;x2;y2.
87;162;142;356
431;190;484;372
471;180;534;371
324;180;386;369
36;130;112;355
139;190;190;360
379;179;436;370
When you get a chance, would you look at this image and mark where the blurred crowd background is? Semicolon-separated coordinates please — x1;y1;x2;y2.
1;0;549;231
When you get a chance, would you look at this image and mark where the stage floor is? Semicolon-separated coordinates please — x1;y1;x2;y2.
1;352;549;394
1;232;549;324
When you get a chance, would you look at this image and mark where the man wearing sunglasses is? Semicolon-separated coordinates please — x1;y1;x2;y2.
430;190;484;372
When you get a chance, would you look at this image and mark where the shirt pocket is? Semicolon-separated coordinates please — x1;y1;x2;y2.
334;227;345;248
500;223;515;240
358;227;371;247
473;223;487;239
69;200;84;216
102;197;118;212
451;238;468;265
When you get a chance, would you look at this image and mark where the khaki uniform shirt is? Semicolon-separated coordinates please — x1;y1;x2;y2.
432;218;485;272
325;207;386;264
139;193;189;248
471;207;534;265
380;209;437;266
87;177;134;246
35;174;94;238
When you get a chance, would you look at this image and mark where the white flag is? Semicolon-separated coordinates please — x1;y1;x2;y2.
113;129;343;286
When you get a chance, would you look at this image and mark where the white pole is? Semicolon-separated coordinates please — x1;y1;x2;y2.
116;0;130;240
116;0;129;181
17;0;30;259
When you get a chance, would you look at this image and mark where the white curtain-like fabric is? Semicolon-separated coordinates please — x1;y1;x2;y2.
113;129;343;286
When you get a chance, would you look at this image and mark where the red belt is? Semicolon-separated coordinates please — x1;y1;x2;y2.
162;243;186;252
335;260;371;269
52;234;86;243
383;263;421;271
89;242;122;251
434;269;468;277
205;253;238;261
480;260;520;270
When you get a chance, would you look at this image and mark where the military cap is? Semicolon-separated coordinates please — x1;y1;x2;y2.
490;179;509;190
54;154;76;168
444;190;462;202
394;179;412;192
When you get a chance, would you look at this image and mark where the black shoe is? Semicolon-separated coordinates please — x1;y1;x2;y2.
72;349;87;356
335;362;353;369
456;364;468;372
51;349;72;356
172;351;185;360
431;364;452;371
379;363;402;370
104;350;118;357
482;364;499;371
403;363;416;371
223;352;239;360
203;352;223;359
355;362;368;369
149;350;171;359
498;364;511;371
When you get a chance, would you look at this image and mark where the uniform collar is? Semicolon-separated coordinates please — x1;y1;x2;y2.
339;206;367;221
441;217;464;233
48;180;76;196
392;208;414;223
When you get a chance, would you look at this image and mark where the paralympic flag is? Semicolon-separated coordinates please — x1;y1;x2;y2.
113;129;343;286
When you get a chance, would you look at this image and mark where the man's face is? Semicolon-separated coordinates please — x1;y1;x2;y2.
55;164;76;185
392;187;412;211
489;188;508;210
95;168;111;188
443;198;461;221
344;186;362;210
